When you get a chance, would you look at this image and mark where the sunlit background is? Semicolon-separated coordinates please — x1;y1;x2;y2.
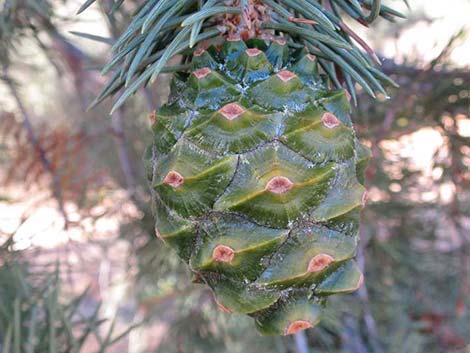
1;0;469;352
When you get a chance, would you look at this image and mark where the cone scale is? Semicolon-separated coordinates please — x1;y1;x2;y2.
146;39;369;335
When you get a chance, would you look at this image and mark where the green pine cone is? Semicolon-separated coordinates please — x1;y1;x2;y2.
146;39;369;336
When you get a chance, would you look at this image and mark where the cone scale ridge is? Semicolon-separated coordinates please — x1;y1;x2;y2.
276;70;297;82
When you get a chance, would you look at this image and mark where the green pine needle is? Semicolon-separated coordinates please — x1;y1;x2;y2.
76;0;407;110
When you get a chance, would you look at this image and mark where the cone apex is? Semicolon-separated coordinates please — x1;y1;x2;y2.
149;111;156;124
246;48;263;57
193;67;212;79
276;70;297;82
321;112;341;128
219;103;245;120
265;176;294;194
163;170;184;188
212;245;235;263
307;254;334;273
284;320;313;335
194;48;206;57
307;54;316;61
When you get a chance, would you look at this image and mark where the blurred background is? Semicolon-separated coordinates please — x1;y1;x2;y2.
0;0;469;352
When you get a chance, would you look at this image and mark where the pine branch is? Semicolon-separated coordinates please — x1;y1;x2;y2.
78;0;408;112
111;108;138;196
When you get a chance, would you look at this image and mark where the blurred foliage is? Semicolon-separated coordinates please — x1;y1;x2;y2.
0;0;54;64
0;240;135;353
0;112;105;205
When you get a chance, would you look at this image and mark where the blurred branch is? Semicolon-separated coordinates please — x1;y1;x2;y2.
425;29;466;71
48;31;96;110
294;331;309;353
356;235;384;353
111;107;138;196
1;66;70;229
340;314;369;353
382;60;470;81
142;87;159;111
